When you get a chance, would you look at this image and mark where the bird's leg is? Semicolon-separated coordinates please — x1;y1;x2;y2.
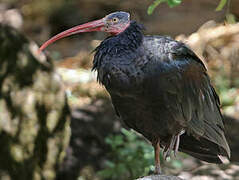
174;135;180;157
153;139;161;174
174;130;185;157
163;136;176;160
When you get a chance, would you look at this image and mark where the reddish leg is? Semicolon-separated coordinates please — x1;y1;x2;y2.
153;139;161;174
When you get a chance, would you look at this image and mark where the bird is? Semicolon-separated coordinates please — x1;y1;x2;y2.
39;11;230;174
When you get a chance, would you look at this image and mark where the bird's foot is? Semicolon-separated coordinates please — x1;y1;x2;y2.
173;130;185;157
154;165;161;174
163;130;185;159
163;136;176;160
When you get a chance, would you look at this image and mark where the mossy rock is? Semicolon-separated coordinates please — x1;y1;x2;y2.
0;24;71;180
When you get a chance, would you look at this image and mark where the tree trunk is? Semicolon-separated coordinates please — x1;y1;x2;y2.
0;24;71;180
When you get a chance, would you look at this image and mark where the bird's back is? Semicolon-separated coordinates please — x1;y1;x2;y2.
144;36;230;161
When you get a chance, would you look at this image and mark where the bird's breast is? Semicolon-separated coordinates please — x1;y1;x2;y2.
93;39;147;96
97;61;145;97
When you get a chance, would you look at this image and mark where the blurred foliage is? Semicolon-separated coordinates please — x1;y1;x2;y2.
148;0;182;15
216;0;228;11
97;128;183;180
213;69;238;115
226;13;237;24
98;128;156;180
148;0;228;15
212;67;234;106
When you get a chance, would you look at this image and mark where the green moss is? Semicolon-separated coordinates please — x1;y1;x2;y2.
11;145;24;162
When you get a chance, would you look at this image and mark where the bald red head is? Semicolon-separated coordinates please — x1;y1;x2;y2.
39;11;130;53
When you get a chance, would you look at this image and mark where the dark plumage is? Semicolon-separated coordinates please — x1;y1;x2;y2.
92;20;230;164
39;11;230;174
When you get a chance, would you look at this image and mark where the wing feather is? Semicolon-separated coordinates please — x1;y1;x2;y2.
143;37;230;159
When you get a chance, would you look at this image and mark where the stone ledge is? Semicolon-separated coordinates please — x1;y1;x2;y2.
136;175;184;180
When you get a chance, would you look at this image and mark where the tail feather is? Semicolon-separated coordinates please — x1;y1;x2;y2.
179;134;229;163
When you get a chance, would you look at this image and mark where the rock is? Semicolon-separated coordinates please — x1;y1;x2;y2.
178;163;239;180
136;175;184;180
0;4;23;29
56;98;119;180
0;24;71;180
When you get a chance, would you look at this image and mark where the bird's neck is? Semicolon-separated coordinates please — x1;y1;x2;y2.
116;21;144;48
92;21;144;73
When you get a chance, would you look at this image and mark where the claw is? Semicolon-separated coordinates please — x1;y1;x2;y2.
174;135;180;157
164;130;185;159
174;130;185;157
163;136;176;160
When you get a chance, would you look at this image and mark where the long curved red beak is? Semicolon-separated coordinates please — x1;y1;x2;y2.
38;19;105;53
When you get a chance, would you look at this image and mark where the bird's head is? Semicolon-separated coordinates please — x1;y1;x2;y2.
39;11;130;52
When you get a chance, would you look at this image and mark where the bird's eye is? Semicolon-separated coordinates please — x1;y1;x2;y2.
112;18;119;23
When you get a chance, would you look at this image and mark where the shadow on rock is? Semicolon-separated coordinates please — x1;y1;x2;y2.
56;98;121;180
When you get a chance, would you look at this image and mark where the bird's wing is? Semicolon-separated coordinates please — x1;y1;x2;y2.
143;36;230;159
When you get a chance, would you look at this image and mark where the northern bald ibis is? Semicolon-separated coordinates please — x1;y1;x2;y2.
39;11;230;174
